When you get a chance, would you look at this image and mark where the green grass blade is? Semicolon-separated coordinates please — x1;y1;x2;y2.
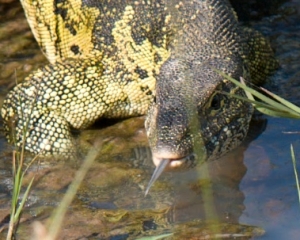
261;87;300;113
221;92;285;111
256;108;300;118
13;177;35;222
239;77;256;101
291;145;300;207
216;70;300;114
12;166;24;208
215;70;300;118
46;143;100;239
220;92;300;118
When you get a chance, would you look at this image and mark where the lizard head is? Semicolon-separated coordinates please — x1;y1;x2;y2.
144;56;253;194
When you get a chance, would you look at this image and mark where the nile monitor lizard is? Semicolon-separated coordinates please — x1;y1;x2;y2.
1;0;277;175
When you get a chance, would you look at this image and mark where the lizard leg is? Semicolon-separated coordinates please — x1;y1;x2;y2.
1;58;153;156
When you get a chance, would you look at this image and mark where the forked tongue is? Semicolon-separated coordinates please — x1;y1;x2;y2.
145;159;170;196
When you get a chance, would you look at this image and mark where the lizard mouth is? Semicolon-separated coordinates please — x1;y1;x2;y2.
145;154;196;195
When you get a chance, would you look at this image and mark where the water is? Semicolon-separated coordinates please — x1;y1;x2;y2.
1;0;300;239
238;1;300;237
240;117;300;240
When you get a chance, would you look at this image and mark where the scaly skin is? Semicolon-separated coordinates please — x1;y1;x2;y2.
1;0;277;169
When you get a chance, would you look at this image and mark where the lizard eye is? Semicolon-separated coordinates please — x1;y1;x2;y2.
210;94;221;110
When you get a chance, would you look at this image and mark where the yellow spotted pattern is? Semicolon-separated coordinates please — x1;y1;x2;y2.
2;0;172;156
1;0;278;157
20;0;100;63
